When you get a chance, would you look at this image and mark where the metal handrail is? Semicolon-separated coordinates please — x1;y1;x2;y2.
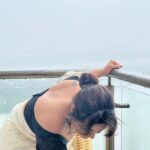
0;69;149;88
109;70;150;88
0;70;69;79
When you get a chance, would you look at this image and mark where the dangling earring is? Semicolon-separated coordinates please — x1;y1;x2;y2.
66;113;76;135
66;113;72;127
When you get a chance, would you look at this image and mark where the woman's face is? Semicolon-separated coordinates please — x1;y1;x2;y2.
73;121;106;139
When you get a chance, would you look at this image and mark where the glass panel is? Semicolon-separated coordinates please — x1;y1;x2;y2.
108;78;150;150
0;78;58;127
121;83;150;150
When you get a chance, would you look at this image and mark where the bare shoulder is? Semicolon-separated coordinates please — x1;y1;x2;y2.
34;92;65;134
34;80;80;134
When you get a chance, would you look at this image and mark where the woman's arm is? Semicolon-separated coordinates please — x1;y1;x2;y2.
59;60;122;82
89;60;122;78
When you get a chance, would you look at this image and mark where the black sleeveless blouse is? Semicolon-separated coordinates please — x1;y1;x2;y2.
24;76;79;150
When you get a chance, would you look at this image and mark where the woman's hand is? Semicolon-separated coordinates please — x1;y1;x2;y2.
102;60;122;76
89;60;122;77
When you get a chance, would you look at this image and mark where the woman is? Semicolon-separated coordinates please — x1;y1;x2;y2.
0;60;122;150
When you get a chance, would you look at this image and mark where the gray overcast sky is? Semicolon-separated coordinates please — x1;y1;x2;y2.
0;0;150;57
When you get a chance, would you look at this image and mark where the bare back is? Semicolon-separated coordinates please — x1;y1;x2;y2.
34;80;80;138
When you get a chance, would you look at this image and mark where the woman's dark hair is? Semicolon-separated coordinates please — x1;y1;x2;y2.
70;73;117;137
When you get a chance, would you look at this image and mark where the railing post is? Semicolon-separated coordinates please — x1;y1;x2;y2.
106;76;114;150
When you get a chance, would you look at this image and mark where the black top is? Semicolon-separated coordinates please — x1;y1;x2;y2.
24;76;79;150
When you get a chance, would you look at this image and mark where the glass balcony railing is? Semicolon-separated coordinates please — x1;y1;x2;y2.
0;69;149;150
107;70;150;150
120;84;150;150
